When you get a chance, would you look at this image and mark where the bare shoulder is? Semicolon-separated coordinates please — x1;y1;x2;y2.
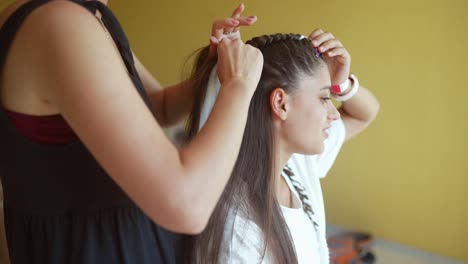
29;0;93;19
1;0;110;113
23;0;102;39
2;0;108;76
0;1;96;41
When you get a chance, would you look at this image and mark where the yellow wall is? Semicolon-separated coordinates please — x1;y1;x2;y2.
109;0;468;261
0;0;466;262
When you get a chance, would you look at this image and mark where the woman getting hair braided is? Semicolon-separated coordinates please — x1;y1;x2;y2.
184;30;380;264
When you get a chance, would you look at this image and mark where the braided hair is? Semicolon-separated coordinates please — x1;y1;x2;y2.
246;33;309;48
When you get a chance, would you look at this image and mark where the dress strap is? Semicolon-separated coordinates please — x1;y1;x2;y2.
80;1;139;79
77;0;149;104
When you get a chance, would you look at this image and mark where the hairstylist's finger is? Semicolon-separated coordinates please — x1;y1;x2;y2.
212;18;240;39
231;3;245;17
230;3;244;33
217;36;231;48
235;16;257;26
309;28;324;45
318;39;343;53
311;31;334;47
325;47;350;62
232;16;257;33
209;35;229;58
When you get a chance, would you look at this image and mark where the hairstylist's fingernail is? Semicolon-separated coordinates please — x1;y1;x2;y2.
232;20;240;24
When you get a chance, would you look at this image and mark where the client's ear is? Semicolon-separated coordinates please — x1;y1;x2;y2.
270;88;289;121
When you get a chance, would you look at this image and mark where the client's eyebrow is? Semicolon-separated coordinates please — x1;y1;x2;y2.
321;86;331;91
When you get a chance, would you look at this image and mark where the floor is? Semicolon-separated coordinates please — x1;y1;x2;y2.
327;225;467;264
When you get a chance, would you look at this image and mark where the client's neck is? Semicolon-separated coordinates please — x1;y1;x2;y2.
274;141;294;208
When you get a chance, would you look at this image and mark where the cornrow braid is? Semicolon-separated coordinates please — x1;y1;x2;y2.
243;33;325;99
246;33;311;50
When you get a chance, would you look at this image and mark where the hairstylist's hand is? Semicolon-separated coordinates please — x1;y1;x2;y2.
209;3;257;57
309;29;351;86
216;38;263;94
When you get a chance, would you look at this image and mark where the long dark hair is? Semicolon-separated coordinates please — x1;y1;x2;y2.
184;33;326;263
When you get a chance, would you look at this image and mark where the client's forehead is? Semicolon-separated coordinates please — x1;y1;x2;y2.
295;69;331;92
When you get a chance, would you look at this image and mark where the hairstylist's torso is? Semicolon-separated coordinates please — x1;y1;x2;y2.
0;0;264;263
0;1;182;263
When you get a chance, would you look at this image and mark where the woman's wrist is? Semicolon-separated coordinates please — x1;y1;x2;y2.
222;76;258;97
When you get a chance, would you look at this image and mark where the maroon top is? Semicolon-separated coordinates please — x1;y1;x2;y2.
5;109;76;145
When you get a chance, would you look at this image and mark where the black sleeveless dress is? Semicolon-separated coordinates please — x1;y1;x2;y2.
0;1;182;263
